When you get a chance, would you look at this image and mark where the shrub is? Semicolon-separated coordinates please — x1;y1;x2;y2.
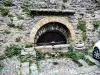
93;21;100;31
78;20;86;32
0;7;9;16
5;44;22;58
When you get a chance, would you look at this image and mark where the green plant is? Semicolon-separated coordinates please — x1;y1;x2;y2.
8;18;15;27
0;7;9;16
78;20;86;32
35;49;44;61
84;59;95;66
63;0;67;2
0;55;6;60
98;30;100;38
8;19;24;30
35;49;43;71
8;22;15;28
16;14;24;19
8;13;14;17
62;3;66;9
82;32;87;41
93;21;100;31
3;0;14;6
25;42;33;48
0;66;4;72
66;50;85;61
22;7;33;17
20;54;34;62
5;44;22;58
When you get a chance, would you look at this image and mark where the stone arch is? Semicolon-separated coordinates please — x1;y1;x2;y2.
30;17;75;45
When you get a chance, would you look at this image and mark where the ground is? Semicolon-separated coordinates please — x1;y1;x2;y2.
0;55;99;75
37;56;100;75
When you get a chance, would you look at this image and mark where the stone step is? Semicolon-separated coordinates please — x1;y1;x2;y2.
85;55;100;66
76;65;100;74
78;59;89;67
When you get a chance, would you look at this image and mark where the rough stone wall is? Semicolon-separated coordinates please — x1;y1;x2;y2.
0;0;100;56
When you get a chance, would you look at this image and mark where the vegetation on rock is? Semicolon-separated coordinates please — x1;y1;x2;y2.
3;0;14;6
0;66;3;72
24;42;33;48
5;44;22;58
0;7;9;16
78;20;86;32
93;21;100;31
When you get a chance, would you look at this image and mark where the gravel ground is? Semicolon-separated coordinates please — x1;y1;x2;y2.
0;57;20;75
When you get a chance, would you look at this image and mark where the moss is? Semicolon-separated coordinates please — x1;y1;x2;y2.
0;7;9;16
78;20;86;32
93;21;100;31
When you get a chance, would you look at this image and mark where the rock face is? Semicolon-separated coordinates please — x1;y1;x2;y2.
0;0;100;55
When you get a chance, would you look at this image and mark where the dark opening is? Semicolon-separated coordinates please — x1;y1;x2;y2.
36;30;66;46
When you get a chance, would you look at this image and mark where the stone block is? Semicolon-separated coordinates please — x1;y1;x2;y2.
21;62;29;75
30;63;38;75
21;50;28;55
